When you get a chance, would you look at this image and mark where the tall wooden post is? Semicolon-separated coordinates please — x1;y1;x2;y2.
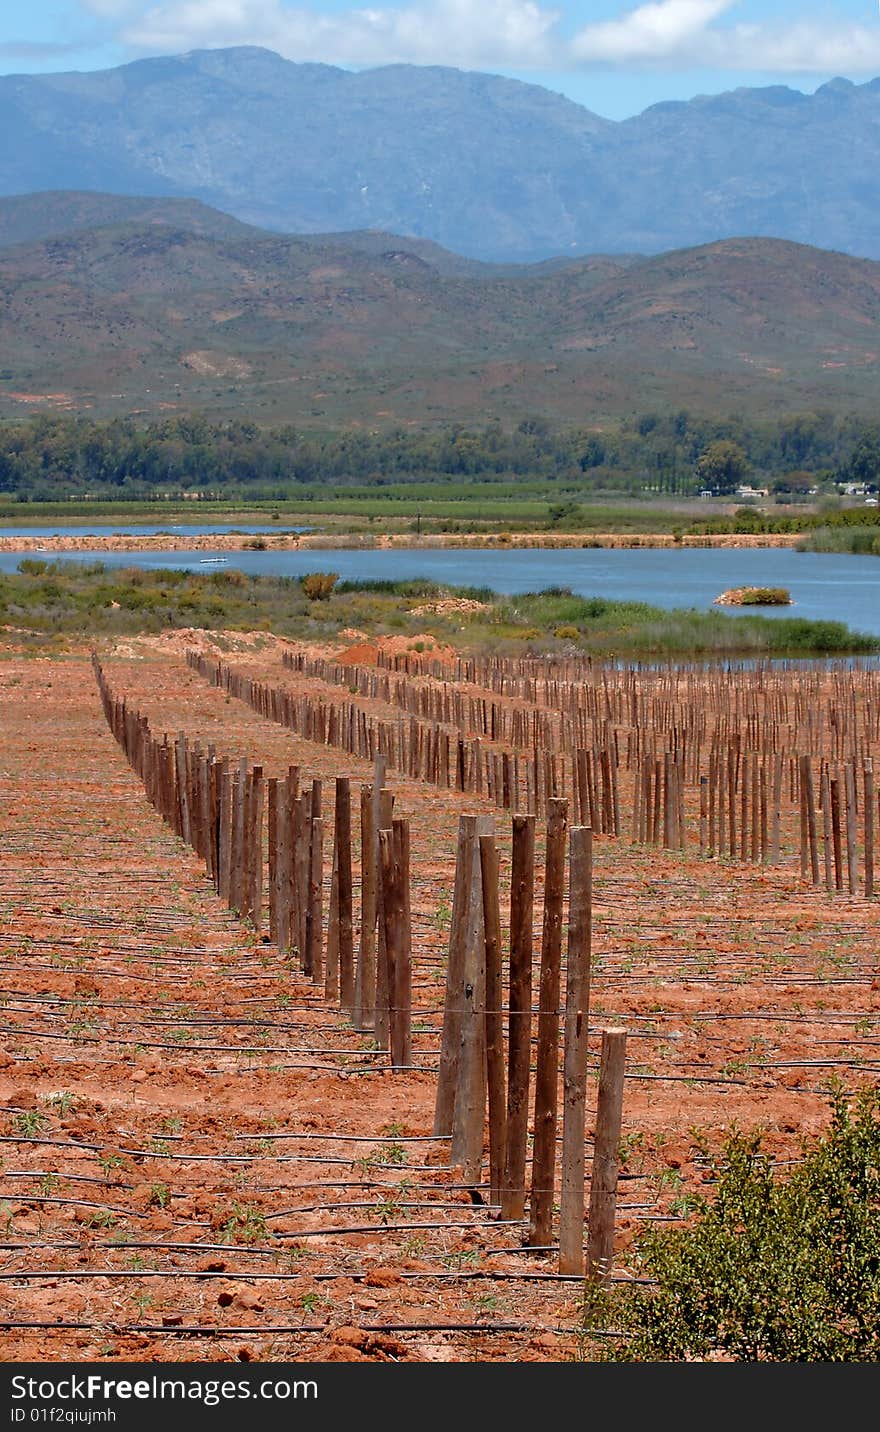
479;833;506;1209
586;1027;627;1286
559;827;593;1275
451;815;495;1185
354;785;376;1031
336;778;354;1013
501;813;535;1221
528;797;568;1247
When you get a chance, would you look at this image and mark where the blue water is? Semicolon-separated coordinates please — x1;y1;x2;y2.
3;543;879;637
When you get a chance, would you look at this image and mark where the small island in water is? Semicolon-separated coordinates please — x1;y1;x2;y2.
714;586;793;607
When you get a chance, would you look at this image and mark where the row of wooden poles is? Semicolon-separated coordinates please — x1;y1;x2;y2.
190;648;880;890
433;801;627;1278
377;647;880;760
370;646;880;774
797;753;876;897
288;645;880;892
92;654;413;1065
190;649;621;831
93;654;627;1277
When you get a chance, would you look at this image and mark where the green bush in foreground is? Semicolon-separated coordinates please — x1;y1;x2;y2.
584;1085;880;1362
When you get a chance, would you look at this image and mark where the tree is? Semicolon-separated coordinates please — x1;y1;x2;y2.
695;439;750;493
771;471;815;496
841;431;880;490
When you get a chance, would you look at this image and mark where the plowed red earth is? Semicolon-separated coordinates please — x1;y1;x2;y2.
2;638;879;1364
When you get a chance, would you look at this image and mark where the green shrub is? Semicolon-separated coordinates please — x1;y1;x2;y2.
585;1085;880;1362
729;586;792;605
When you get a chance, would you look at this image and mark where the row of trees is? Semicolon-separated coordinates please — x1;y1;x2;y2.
0;411;877;500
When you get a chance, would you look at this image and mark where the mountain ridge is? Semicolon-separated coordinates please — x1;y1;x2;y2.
2;47;879;262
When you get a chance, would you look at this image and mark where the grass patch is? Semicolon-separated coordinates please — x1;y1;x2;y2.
800;527;880;556
0;562;875;657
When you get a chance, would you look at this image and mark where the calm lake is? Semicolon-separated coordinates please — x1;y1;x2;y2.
2;541;879;637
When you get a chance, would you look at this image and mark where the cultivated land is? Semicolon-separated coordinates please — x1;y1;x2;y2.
3;624;880;1362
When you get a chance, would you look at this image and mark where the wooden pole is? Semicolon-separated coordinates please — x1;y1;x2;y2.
247;766;264;932
586;1027;627;1286
390;818;412;1070
501;813;535;1221
559;826;593;1276
354;784;376;1031
528;797;568;1248
831;774;843;891
373;788;395;1049
451;815;494;1185
435;815;480;1137
865;760;875;900
844;762;858;896
336;778;354;1014
801;755;819;886
325;835;340;1001
479;833;506;1209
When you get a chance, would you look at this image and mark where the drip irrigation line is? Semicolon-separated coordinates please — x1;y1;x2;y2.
2;1172;136;1189
0;1268;595;1285
0;1319;555;1338
0;1195;151;1218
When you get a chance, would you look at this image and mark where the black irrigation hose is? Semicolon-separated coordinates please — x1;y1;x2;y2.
0;1268;594;1286
0;1319;559;1338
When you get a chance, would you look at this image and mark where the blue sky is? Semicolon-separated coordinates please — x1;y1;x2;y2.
1;1;880;118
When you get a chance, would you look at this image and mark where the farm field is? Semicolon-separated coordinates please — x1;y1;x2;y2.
2;628;880;1363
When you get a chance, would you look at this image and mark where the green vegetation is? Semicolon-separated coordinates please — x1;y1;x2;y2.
800;527;880;557
582;1085;880;1362
720;587;792;606
0;410;877;508
2;561;875;658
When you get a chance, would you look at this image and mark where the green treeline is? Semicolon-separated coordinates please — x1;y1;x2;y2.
1;409;878;501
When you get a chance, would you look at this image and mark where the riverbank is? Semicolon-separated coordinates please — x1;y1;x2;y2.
1;562;875;658
0;529;806;553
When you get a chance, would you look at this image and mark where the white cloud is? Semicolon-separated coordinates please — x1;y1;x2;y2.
118;0;560;69
78;0;880;76
571;0;734;65
706;22;880;73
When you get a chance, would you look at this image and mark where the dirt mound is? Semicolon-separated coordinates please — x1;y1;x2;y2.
106;628;295;659
409;598;490;618
335;634;457;667
336;641;380;666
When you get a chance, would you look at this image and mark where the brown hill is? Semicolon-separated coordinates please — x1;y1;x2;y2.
0;203;876;424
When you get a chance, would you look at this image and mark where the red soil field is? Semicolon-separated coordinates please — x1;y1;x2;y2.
2;633;879;1364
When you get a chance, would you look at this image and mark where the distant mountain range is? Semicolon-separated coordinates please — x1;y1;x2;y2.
2;47;880;263
0;194;877;426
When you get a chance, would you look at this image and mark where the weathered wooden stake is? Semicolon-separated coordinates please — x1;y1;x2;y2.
501;814;535;1221
479;832;506;1209
559;826;593;1276
585;1027;627;1286
528;797;568;1248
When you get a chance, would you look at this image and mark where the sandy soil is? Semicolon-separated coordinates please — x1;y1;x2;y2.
1;635;878;1363
0;531;804;553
